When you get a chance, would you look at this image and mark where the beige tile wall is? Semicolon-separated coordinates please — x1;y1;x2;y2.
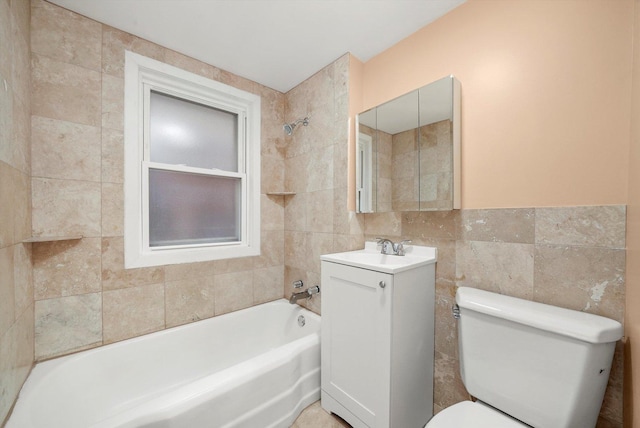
30;0;286;361
283;54;364;314
0;0;33;424
364;205;625;427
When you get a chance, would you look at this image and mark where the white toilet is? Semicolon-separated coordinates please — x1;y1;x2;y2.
427;287;623;428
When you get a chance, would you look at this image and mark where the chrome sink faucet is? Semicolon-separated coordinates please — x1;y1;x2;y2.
376;237;412;256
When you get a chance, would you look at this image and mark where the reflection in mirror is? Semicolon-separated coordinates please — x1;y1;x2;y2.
356;76;460;213
356;109;376;212
356;130;374;212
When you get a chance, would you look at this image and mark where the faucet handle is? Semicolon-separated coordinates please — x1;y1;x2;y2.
306;285;320;298
292;280;304;289
395;240;412;256
376;237;394;255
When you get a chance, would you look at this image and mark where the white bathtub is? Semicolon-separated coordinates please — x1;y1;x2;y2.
7;299;320;428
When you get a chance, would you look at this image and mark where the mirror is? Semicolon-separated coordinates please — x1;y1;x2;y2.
356;75;460;212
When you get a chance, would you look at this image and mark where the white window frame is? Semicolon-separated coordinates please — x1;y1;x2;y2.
124;51;260;268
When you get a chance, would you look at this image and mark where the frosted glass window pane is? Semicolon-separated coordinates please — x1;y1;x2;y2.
149;91;238;171
149;169;240;247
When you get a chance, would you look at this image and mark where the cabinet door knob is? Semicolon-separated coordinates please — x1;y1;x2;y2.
379;281;386;289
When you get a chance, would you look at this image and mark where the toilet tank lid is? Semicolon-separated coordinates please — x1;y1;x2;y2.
456;287;623;344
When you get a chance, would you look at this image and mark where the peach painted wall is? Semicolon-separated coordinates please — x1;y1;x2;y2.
625;0;640;425
360;0;633;209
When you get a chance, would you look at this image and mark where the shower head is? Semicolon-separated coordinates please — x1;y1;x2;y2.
283;117;310;135
283;123;294;135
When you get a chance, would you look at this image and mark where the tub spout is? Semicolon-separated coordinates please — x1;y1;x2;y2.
289;291;307;304
289;286;320;304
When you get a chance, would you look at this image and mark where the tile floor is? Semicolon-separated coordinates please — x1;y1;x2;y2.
292;401;351;427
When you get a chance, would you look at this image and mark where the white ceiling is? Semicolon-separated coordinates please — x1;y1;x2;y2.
47;0;466;93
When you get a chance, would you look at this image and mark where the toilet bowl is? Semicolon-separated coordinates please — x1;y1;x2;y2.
427;401;528;428
426;287;622;428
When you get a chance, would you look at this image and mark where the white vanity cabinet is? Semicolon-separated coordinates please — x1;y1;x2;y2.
320;244;436;428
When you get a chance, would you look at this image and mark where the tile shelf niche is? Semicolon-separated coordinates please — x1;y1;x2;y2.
23;236;83;243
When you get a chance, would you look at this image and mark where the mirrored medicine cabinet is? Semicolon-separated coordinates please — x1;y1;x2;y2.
355;75;460;213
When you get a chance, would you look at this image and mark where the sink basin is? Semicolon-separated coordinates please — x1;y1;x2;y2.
321;241;437;274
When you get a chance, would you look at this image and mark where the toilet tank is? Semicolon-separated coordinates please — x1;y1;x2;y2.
456;287;622;428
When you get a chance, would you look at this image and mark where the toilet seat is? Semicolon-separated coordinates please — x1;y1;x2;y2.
426;401;530;428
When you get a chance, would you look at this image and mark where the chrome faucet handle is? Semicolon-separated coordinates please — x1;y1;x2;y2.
306;285;320;299
397;239;412;249
292;280;304;289
395;240;412;256
376;237;394;255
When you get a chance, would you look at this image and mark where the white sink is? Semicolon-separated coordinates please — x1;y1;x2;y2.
321;241;437;274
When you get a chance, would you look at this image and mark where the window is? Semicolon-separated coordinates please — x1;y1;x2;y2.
124;51;260;268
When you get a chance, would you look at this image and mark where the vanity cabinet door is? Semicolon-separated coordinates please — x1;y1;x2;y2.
321;261;393;428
